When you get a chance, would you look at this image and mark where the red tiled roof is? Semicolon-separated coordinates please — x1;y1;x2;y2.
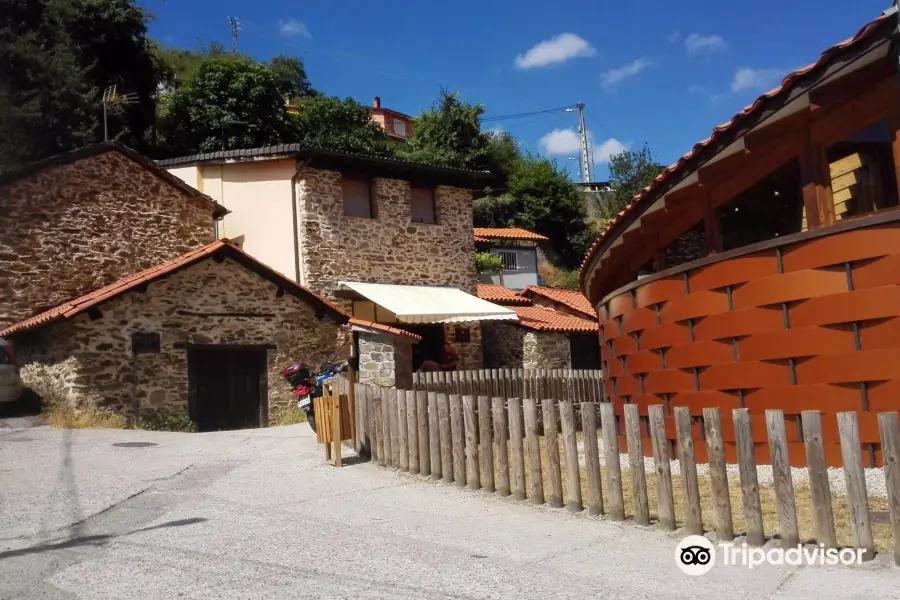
518;286;595;318
512;306;598;333
476;284;532;305
0;240;348;337
578;13;892;286
474;228;549;242
349;318;422;342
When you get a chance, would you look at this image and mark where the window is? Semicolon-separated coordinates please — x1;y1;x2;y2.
393;119;406;137
410;186;436;224
498;251;518;272
132;332;161;355
342;178;374;218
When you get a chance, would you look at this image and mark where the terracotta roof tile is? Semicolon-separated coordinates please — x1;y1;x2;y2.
349;318;422;342
578;13;892;286
0;240;348;337
512;306;598;333
476;284;532;305
519;286;596;318
474;227;548;242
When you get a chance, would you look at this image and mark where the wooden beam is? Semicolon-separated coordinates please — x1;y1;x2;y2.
703;188;723;253
808;56;895;108
890;107;900;202
744;106;816;152
697;149;752;186
662;181;704;211
800;127;834;229
710;133;802;208
811;75;899;147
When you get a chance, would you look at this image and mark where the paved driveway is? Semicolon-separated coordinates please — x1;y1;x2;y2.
1;422;898;599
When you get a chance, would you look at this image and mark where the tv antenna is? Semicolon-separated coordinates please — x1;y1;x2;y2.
101;85;139;141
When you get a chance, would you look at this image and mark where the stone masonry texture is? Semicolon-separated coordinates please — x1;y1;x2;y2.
357;331;413;389
297;168;478;296
482;322;571;369
0;150;216;328
13;257;340;422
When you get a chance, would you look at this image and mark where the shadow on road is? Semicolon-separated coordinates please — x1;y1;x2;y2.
0;517;208;561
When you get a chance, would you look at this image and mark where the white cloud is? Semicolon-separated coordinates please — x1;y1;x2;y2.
539;128;586;155
667;31;682;44
279;18;310;38
731;67;785;92
688;85;707;94
595;138;628;162
514;33;596;69
601;58;652;91
685;33;726;56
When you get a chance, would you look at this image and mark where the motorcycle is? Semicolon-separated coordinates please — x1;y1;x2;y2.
281;359;348;433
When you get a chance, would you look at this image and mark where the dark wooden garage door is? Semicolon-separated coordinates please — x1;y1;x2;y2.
188;347;266;432
569;334;601;370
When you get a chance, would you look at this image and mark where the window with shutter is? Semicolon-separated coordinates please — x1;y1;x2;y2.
342;178;374;218
410;186;436;224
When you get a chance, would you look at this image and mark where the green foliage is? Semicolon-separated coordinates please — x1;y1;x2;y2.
161;54;299;155
605;142;666;217
0;0;157;169
269;55;318;101
538;263;581;290
294;96;394;157
273;406;307;427
474;252;503;274
135;410;196;432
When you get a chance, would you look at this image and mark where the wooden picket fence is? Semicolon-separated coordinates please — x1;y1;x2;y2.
412;368;605;402
349;384;900;566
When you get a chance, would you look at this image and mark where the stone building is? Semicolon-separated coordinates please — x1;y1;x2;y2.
0;143;227;329
0;241;349;429
160;146;513;385
477;284;600;370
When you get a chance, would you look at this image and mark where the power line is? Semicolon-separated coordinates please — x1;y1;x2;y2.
481;105;576;122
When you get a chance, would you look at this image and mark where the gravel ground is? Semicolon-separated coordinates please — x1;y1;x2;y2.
577;439;888;499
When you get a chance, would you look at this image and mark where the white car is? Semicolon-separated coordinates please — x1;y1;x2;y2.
0;338;23;404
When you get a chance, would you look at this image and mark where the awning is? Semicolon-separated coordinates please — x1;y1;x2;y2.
338;281;519;324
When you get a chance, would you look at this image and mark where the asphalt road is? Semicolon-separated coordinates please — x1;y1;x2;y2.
2;421;899;600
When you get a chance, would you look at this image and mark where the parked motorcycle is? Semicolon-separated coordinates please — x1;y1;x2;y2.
281;359;348;433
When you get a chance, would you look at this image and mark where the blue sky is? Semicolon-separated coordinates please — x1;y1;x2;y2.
144;0;888;180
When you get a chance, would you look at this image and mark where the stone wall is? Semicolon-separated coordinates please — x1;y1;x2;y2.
523;331;571;369
0;150;216;328
357;331;413;389
14;257;340;421
444;323;483;371
297;168;477;297
482;323;571;369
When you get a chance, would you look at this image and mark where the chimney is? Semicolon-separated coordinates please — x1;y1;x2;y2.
373;96;381;109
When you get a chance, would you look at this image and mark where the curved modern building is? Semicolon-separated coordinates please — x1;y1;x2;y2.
580;12;900;467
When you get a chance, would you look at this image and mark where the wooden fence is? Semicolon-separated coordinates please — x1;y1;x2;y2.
349;383;900;566
412;369;604;403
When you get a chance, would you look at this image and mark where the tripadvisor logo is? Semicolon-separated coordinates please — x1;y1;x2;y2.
676;535;866;575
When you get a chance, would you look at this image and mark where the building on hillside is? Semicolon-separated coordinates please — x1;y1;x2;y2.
477;284;599;369
161;145;515;385
518;286;597;320
0;143;227;330
0;241;351;430
580;10;900;467
475;227;548;290
286;96;415;141
576;181;613;222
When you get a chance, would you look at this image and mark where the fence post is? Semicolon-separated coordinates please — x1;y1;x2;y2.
508;397;527;500
877;412;900;567
560;399;583;513
801;411;837;549
464;395;480;490
703;407;734;541
332;389;342;467
438;393;453;484
581;402;604;515
600;402;625;521
428;391;441;480
649;405;675;530
523;397;544;505
398;389;409;472
450;394;466;488
765;409;799;548
381;388;392;468
542;398;564;508
407;390;419;475
493;396;510;497
837;411;875;561
624;404;649;525
479;395;495;493
674;406;702;535
734;408;765;546
417;390;430;477
374;392;385;466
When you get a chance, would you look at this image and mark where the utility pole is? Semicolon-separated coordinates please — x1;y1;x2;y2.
577;102;591;184
228;16;240;52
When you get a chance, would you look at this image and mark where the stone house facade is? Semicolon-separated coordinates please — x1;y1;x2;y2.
0;143;226;329
1;242;347;428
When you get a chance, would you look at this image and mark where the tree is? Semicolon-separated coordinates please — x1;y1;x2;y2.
269;55;318;102
293;96;394;157
605;142;665;218
160;54;299;155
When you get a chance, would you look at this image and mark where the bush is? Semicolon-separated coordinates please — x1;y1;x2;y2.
43;404;128;429
272;405;307;427
135;410;197;432
475;252;503;274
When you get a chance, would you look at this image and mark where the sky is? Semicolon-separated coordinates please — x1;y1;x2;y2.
144;0;889;181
